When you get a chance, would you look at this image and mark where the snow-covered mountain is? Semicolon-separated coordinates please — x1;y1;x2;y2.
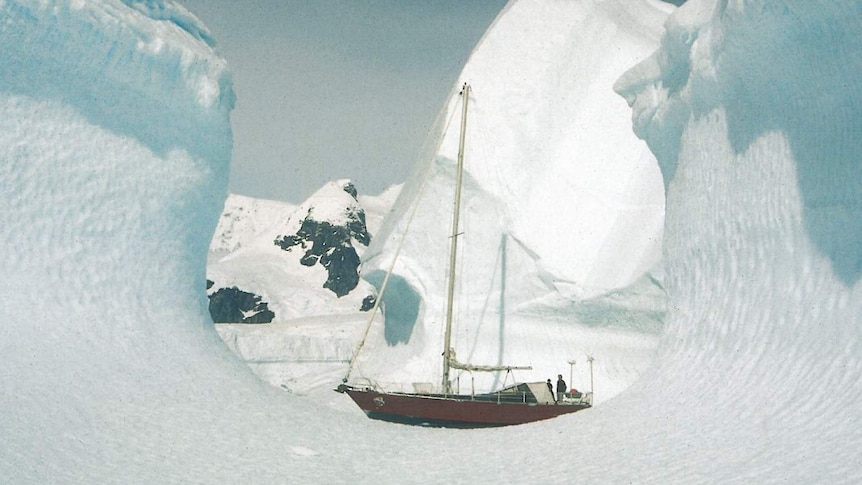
3;0;862;483
271;180;371;298
204;183;412;391
206;194;297;323
209;193;297;255
207;180;388;325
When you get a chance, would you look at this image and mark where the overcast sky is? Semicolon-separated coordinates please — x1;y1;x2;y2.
177;0;507;203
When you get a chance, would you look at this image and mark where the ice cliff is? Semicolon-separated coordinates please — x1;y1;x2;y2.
0;0;264;481
595;0;862;481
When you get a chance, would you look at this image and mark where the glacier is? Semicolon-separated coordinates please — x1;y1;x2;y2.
1;0;861;484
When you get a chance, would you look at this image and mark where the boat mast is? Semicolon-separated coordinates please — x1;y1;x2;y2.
442;83;470;395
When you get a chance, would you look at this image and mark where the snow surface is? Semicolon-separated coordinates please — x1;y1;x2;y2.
2;0;862;484
209;193;297;255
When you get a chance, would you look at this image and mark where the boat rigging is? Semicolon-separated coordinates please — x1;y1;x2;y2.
336;83;592;427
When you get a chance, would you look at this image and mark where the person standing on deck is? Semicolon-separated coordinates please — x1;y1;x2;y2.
556;375;567;402
547;379;555;402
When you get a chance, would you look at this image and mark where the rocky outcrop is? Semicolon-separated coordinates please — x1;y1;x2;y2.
207;280;275;324
274;182;371;297
360;294;376;312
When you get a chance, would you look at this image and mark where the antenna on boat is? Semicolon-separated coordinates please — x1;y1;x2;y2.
587;355;595;401
567;359;576;393
442;82;470;395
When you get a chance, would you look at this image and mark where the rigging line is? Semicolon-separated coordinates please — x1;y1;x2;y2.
342;85;466;385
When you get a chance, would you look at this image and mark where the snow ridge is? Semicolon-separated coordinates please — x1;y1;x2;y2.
1;0;233;162
211;193;297;254
120;0;216;46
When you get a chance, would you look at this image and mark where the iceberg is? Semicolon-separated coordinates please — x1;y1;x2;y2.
607;0;862;481
3;0;861;482
353;0;670;397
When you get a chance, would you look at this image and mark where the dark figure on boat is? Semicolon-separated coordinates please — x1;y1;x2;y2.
546;379;554;401
556;375;567;402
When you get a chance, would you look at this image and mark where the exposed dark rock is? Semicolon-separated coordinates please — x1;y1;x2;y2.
299;253;319;266
273;182;371;298
320;245;361;297
360;294;376;312
342;181;358;199
207;282;275;324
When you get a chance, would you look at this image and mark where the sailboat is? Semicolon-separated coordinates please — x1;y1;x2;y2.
336;83;592;427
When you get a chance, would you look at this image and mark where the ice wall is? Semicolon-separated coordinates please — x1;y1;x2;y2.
602;0;862;480
0;1;259;481
0;0;234;338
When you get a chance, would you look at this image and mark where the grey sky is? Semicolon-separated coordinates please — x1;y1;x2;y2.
177;1;507;203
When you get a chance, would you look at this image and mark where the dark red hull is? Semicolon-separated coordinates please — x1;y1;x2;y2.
338;385;590;427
